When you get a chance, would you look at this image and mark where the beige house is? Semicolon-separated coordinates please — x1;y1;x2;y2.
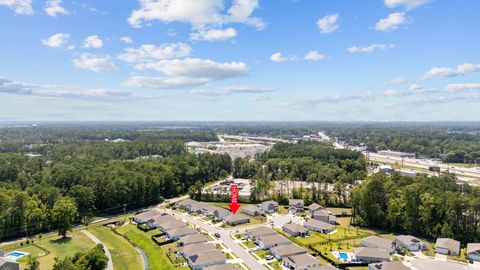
282;254;321;270
435;238;460;256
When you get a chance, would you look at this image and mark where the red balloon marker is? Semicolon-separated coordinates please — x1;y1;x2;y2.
228;184;241;214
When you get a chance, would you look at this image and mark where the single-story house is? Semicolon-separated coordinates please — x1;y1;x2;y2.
0;257;20;270
282;254;321;270
282;223;309;238
242;205;262;216
246;226;277;241
353;247;390;263
203;264;237;270
175;199;198;210
271;244;307;260
289;199;304;214
212;208;230;222
361;236;395;253
467;243;480;262
181;243;216;258
304;219;335;234
223;214;250;226
307;203;324;217
311;265;338;270
202;205;218;216
188;202;208;214
256;234;291;250
435;238;460;256
368;261;409;270
158;219;187;231
394;235;426;252
132;209;163;224
188;250;227;270
259;200;278;214
147;214;177;228
178;233;208;246
165;226;198;241
312;210;337;225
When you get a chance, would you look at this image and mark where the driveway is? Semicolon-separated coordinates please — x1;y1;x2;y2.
81;230;114;270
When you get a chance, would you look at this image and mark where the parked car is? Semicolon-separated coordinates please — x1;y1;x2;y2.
214;232;221;238
265;255;274;260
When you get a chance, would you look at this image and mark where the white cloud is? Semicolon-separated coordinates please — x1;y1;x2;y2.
73;53;118;72
252;94;271;101
126;58;248;89
41;33;70;48
445;83;480;92
128;0;264;29
120;36;133;44
0;0;33;15
383;89;403;96
45;0;68;17
190;28;237;41
409;84;424;92
348;44;395;53
391;77;407;84
317;13;339;34
304;51;326;61
375;12;406;32
191;85;276;95
270;52;296;63
384;0;430;10
118;43;191;63
422;63;480;80
83;35;104;48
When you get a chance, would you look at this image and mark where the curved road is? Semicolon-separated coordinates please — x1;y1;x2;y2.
82;230;114;270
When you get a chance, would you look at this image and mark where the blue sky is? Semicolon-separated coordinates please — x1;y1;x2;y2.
0;0;479;121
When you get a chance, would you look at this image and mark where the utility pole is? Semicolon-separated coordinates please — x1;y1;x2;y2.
123;203;127;223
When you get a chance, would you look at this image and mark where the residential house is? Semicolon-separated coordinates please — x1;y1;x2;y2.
158;219;187;231
203;264;237;270
0;257;19;270
256;234;291;250
304;219;334;234
223;214;250;226
165;226;198;241
187;250;227;270
242;205;262;216
467;243;480;262
394;235;426;252
282;254;321;270
282;223;309;238
312;210;338;225
246;226;277;241
178;233;208;246
271;244;307;260
361;236;395;253
307;203;324;217
289;199;304;214
181;243;216;258
212;208;230;222
259;200;278;214
311;266;338;270
175;199;198;210
148;214;177;228
353;247;390;263
132;209;163;224
368;261;409;270
201;205;218;216
435;238;460;256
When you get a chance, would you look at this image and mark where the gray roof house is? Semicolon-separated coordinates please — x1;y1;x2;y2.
132;209;163;224
203;264;237;270
188;250;227;270
176;199;198;209
271;243;307;260
148;214;177;228
0;257;20;270
312;210;337;225
394;235;426;252
165;226;198;241
304;219;335;234
282;223;309;238
361;236;395;253
467;243;480;262
178;233;208;246
368;261;409;270
282;254;321;270
223;214;250;226
158;219;187;231
353;247;390;263
435;238;460;256
181;242;216;258
212;208;230;222
242;205;262;216
256;234;291;250
308;203;324;216
289;199;304;214
311;266;338;270
258;200;278;214
246;226;277;241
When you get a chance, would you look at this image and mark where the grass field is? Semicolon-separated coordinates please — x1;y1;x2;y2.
88;226;143;270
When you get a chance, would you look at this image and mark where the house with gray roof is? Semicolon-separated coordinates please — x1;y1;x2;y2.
148;214;177;228
282;253;321;270
165;226;198;241
223;214;250;226
304;219;335;234
256;234;291;250
0;257;19;270
282;223;309;237
181;242;216;258
258;200;278;214
394;235;426;251
158;219;186;231
132;209;163;224
187;250;226;270
312;210;338;225
361;236;395;253
271;243;307;260
308;203;324;216
175;199;197;210
368;261;409;270
178;233;208;246
203;264;237;270
289;199;304;214
467;243;480;262
246;226;276;241
212;208;230;221
242;205;262;216
354;247;390;263
311;266;338;270
435;238;460;256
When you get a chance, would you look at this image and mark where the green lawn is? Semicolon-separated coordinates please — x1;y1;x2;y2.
88;226;143;270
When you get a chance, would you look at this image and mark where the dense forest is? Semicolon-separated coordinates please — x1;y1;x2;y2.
352;172;480;243
0;126;230;241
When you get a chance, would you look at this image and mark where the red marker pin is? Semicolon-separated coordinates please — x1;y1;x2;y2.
228;184;241;214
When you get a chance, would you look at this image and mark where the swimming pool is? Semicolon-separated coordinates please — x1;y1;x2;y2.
339;252;348;260
332;251;354;262
5;251;29;261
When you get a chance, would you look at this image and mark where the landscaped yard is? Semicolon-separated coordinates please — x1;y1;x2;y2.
88;226;143;270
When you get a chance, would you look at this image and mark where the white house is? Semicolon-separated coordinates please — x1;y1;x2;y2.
282;254;321;270
304;219;335;234
394;235;426;252
467;243;480;262
258;200;278;214
435;238;460;256
256;234;291;250
289;199;304;214
187;250;226;270
353;247;390;263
